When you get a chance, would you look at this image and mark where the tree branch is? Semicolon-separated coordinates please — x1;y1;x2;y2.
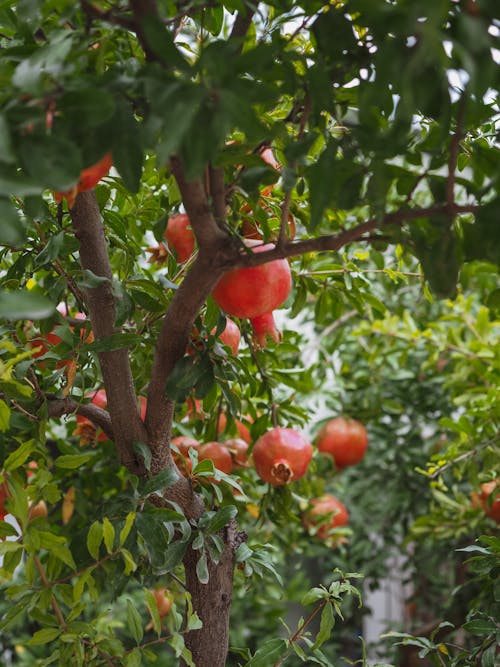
229;6;256;47
170;156;228;249
229;203;479;270
208;164;227;228
46;397;113;439
70;191;147;473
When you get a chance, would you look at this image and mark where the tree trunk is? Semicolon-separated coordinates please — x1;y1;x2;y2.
182;523;239;667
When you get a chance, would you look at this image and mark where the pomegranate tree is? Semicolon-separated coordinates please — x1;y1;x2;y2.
316;417;368;469
252;427;313;486
212;241;292;346
304;494;349;542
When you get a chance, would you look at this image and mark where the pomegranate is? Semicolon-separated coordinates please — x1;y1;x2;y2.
152;588;172;618
316;417;368;468
74;390;109;444
224;438;250;468
252;427;313;486
249;312;282;347
55;152;112;208
188;318;241;356
78;152;113;192
171;436;199;476
472;481;500;523
164;213;195;263
212;241;291;318
30;305;93;368
198;441;233;475
212;241;292;347
304;494;349;541
216;413;252;444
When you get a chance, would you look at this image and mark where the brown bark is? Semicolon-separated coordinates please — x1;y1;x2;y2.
182;522;239;667
70;192;147;474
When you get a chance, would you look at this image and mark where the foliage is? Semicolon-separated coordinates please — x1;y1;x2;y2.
0;1;499;666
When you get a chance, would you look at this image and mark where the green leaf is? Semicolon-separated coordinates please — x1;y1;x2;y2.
302;587;328;606
0;114;15;163
111;104;143;193
119;512;136;546
86;521;103;560
144;588;161;636
196;550;209;584
102;517;115;554
125;648;142;667
463;619;495;636
312;602;335;649
141;468;179;497
86;332;142;353
142;15;189;70
481;643;497;667
126;599;144;644
206;505;237;534
59;89;116;127
0;199;25;245
55;454;93;469
0;291;55;320
162;540;189;573
27;628;61;646
246;638;288;667
4;439;35;471
133;442;152;472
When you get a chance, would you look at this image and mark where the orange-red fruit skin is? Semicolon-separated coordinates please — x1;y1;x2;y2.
218;317;241;355
473;481;500;523
171;436;199;476
304;494;349;541
317;417;368;468
252;427;313;486
212;242;292;319
75;390;108;443
198;441;233;475
78;152;113;191
224;438;250;467
164;214;195;263
152;588;172;618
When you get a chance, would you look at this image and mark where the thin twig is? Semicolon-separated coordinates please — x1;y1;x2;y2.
428;437;499;479
34;556;67;630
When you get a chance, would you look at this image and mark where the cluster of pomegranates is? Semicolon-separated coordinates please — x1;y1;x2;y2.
146;146;293;348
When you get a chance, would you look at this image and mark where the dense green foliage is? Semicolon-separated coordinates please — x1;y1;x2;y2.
0;1;499;665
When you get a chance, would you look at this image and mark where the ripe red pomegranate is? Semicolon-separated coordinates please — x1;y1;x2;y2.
304;494;349;541
218;317;241;355
164;213;195;263
316;417;368;468
252;427;313;486
216;413;252;444
198;441;233;475
212;241;292;347
74;390;108;444
171;436;199;476
55;152;112;207
224;438;250;468
188;317;241;356
472;481;500;523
